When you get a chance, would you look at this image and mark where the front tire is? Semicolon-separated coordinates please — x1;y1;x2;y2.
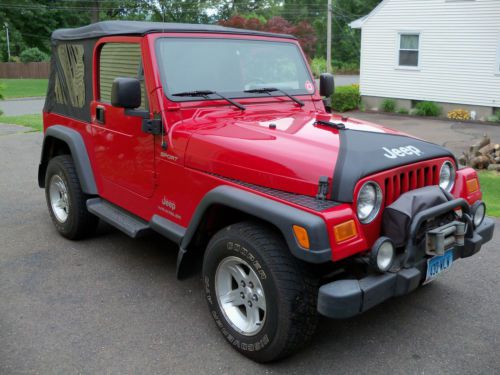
45;155;98;240
202;221;318;362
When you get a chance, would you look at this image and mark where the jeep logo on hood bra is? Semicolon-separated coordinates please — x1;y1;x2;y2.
383;145;423;159
331;129;455;202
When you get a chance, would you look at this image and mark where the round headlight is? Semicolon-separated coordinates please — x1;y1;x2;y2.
439;161;456;192
357;181;382;224
370;237;395;273
471;201;486;228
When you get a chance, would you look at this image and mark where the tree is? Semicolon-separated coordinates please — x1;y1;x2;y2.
20;47;49;62
219;15;317;59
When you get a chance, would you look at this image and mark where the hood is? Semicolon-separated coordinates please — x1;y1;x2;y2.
184;109;454;201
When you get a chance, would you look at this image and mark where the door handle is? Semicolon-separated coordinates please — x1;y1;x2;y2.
96;105;105;124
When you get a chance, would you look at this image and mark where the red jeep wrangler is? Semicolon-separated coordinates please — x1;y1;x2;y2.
39;21;494;362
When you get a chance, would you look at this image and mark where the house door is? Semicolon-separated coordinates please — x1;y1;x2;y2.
91;40;155;198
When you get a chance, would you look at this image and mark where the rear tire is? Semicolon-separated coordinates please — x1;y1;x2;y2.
202;221;318;362
45;155;98;240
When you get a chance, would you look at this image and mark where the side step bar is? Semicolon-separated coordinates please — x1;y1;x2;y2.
87;198;151;238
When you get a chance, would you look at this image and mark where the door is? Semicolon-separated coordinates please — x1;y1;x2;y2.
91;40;155;198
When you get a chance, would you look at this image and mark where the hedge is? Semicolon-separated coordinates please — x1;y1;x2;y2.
331;84;360;112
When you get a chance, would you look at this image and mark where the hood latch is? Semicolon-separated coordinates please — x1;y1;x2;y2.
315;120;346;130
316;176;329;200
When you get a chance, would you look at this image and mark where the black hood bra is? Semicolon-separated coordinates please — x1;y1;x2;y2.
331;129;455;202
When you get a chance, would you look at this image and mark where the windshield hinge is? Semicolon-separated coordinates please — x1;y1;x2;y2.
316;176;329;200
142;118;163;135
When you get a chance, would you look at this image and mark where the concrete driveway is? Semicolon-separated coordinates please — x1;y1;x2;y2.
0;124;499;374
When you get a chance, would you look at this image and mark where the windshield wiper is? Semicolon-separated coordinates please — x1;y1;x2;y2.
172;90;245;110
244;87;304;107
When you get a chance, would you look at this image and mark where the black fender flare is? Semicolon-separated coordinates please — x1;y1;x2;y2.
178;185;332;269
38;125;98;195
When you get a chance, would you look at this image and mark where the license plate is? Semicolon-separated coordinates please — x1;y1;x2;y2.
424;249;454;284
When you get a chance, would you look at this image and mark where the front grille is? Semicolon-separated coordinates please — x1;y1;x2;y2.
384;163;440;205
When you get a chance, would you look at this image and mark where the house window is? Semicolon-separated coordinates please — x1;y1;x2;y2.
399;34;420;67
98;43;147;108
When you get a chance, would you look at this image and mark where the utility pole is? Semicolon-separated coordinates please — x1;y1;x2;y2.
90;1;100;23
326;0;332;73
4;23;10;62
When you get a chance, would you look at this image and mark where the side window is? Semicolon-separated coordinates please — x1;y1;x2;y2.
55;44;85;107
98;43;147;108
398;34;420;68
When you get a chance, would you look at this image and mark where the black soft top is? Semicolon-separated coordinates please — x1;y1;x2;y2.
52;20;296;41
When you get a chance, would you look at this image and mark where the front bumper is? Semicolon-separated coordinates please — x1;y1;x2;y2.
318;215;495;319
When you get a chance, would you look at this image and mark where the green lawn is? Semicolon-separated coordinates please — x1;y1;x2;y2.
0;79;48;99
0;114;42;131
478;171;500;217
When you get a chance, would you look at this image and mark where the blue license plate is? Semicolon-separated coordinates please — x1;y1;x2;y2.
424;249;454;284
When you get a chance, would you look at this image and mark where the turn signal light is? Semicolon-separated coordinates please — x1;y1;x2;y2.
293;225;310;249
333;220;358;243
466;178;479;193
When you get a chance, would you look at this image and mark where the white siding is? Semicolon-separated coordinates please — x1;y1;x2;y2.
359;0;500;108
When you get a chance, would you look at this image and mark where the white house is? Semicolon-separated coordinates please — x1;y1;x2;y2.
350;0;500;120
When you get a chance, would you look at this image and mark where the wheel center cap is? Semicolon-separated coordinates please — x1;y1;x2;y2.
244;287;253;300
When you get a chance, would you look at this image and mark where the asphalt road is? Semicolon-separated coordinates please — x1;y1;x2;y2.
350;112;500;157
0;98;45;116
0;128;499;374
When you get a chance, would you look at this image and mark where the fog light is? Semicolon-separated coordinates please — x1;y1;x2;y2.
370;237;395;273
471;201;486;228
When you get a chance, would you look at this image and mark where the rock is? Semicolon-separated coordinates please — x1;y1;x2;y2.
487;164;500;172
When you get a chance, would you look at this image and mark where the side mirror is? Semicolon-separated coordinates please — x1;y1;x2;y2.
319;73;335;98
111;77;141;109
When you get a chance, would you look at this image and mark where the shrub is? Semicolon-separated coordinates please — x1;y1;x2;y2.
310;57;332;78
381;99;396;113
414;101;441;117
331;84;360;112
397;108;409;115
487;110;500;123
20;48;49;63
495;109;500;122
447;109;471;121
332;60;360;74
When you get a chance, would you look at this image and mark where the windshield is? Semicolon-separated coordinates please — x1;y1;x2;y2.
156;37;314;100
